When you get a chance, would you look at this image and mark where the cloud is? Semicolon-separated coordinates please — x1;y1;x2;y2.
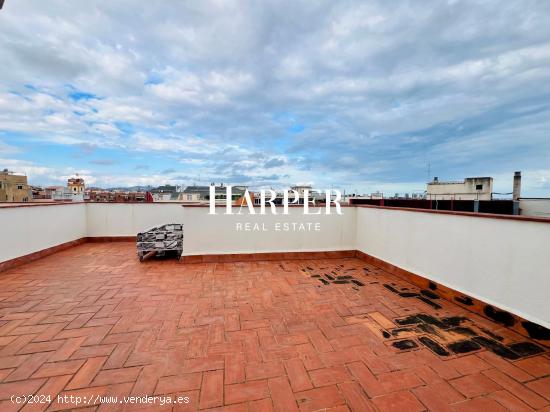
75;143;97;156
264;157;286;168
90;159;115;165
0;158;97;185
0;158;52;178
0;1;549;195
0;139;20;155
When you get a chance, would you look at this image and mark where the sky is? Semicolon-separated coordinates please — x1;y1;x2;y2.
1;0;550;196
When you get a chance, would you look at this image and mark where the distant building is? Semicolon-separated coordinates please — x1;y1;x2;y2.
45;186;65;200
68;177;85;196
151;185;179;202
180;190;202;203
0;169;31;202
49;177;86;202
30;186;48;200
85;190;149;203
346;191;392;204
290;185;312;196
427;176;493;201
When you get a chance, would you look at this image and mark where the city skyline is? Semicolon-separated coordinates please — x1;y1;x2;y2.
1;1;550;196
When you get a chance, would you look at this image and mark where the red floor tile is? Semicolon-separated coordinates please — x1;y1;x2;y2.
371;390;425;411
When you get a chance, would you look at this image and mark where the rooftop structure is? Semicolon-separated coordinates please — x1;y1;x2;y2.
67;177;85;194
0;168;31;202
350;173;550;217
38;178;87;202
427;176;493;201
0;202;548;410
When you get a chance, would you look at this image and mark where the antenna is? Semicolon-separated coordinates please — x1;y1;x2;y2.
427;162;431;182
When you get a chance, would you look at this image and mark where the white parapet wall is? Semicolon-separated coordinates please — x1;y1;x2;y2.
520;198;550;218
0;203;356;258
86;203;185;237
0;203;86;262
356;206;550;328
85;204;357;255
182;206;357;255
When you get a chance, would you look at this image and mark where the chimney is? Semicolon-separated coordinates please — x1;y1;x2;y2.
433;176;438;182
513;171;521;201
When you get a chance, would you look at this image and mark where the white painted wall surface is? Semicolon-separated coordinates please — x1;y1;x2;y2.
182;206;356;255
356;207;550;328
85;203;184;237
0;204;86;262
520;199;550;218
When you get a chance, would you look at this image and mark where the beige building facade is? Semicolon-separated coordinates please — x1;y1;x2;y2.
0;169;31;202
68;177;85;195
427;177;493;200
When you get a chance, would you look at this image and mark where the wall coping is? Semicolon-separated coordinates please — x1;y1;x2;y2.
0;202;86;208
355;204;550;224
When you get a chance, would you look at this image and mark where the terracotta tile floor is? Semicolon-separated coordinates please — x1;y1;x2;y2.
0;242;548;411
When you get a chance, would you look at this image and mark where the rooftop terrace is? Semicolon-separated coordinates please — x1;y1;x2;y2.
0;203;549;410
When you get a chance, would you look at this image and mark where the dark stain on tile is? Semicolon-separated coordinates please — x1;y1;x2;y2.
450;327;477;337
484;305;516;327
384;283;442;309
508;342;545;357
479;327;504;341
392;339;418;350
391;327;416;337
421;289;440;299
396;315;422;326
417;296;442;310
521;321;550;341
472;336;520;360
399;292;419;298
454;295;474;306
440;316;467;328
417;323;441;337
383;284;400;293
419;336;450;356
448;339;481;354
